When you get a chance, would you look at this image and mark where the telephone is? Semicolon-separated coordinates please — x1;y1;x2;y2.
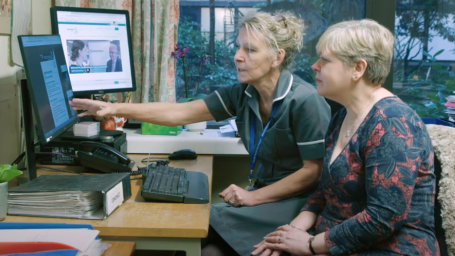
77;141;134;173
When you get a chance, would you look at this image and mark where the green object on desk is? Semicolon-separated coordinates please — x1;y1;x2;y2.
0;164;23;183
141;122;183;136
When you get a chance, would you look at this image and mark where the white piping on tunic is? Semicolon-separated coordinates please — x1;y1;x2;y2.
245;85;252;97
215;91;234;117
273;74;293;103
297;139;325;146
243;75;293;101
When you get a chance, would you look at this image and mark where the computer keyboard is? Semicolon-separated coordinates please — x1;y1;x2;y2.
140;163;209;204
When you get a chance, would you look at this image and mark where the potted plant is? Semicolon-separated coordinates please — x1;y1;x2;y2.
0;164;23;221
171;45;210;131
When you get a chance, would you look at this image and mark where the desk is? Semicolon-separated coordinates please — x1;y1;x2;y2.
103;241;135;256
6;155;213;256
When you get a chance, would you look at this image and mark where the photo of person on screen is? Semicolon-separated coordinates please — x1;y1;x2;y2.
69;40;91;74
106;42;122;72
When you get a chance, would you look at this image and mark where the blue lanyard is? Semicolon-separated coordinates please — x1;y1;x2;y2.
248;103;278;187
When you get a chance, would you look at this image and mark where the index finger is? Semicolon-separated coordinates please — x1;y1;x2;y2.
69;98;90;108
251;241;267;255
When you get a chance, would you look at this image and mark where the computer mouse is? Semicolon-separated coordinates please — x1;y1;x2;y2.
168;149;197;160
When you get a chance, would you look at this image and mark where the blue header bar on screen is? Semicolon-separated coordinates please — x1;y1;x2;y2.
58;22;126;26
21;36;61;47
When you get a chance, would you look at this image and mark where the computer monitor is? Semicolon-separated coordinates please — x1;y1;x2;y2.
18;35;79;145
18;34;80;181
50;6;136;97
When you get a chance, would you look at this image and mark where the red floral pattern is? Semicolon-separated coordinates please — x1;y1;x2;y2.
302;97;439;255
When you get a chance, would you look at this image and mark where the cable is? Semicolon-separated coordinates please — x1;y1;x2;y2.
37;166;84;175
141;157;169;165
141;158;169;166
11;152;26;165
120;159;169;177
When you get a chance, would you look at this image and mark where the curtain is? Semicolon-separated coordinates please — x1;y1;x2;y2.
55;0;178;103
151;0;179;103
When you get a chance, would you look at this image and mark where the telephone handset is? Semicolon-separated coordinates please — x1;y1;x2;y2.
77;141;134;173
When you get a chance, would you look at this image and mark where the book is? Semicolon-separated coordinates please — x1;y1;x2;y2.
7;173;131;220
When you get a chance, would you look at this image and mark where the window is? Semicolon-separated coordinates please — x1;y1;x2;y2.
393;0;455;119
177;0;365;105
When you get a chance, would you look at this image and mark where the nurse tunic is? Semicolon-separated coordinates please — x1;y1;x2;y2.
203;70;331;256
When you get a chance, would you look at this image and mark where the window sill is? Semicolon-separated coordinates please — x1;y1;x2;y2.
123;128;248;155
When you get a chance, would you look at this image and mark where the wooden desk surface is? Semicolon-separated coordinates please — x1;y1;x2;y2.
5;155;213;239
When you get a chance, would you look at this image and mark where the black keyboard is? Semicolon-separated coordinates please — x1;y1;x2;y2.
141;164;209;204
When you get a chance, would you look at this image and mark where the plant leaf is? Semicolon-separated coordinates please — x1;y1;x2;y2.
433;49;444;57
0;164;23;183
0;164;12;173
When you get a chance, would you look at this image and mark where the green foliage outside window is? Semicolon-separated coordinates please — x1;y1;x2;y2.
393;0;455;118
175;18;238;100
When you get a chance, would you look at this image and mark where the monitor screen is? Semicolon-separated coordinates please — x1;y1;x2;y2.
50;6;136;96
18;35;79;144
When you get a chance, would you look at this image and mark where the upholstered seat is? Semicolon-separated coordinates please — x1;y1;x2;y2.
427;124;455;255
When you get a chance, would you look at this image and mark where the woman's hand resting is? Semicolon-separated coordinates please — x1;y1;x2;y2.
219;184;259;207
252;225;313;256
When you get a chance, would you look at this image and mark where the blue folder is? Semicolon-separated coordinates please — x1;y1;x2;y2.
0;222;93;230
0;222;99;239
2;250;79;256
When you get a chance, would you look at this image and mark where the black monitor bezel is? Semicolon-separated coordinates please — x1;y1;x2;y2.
18;34;80;145
50;6;137;97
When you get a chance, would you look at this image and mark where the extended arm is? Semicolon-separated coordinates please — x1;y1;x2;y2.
70;98;214;126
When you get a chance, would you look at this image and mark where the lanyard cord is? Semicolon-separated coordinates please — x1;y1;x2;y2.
248;103;278;187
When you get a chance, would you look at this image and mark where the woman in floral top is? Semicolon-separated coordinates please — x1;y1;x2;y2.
252;19;439;256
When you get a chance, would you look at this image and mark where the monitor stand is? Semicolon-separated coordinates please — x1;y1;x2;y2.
20;79;37;182
60;129;123;141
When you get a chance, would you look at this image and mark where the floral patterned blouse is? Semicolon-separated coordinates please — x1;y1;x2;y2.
302;97;439;255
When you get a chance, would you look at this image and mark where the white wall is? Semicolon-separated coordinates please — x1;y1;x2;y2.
0;36;21;165
0;0;52;165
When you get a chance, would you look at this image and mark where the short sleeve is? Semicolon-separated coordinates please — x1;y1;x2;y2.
292;93;330;160
203;84;242;121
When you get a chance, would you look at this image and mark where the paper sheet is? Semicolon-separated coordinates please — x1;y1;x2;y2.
228;119;238;132
0;228;99;251
11;0;31;66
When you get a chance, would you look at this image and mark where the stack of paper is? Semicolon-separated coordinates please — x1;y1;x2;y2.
8;191;103;219
219;119;239;137
7;173;131;220
73;121;100;137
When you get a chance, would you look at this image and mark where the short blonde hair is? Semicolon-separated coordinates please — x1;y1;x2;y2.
238;11;305;70
316;19;394;85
